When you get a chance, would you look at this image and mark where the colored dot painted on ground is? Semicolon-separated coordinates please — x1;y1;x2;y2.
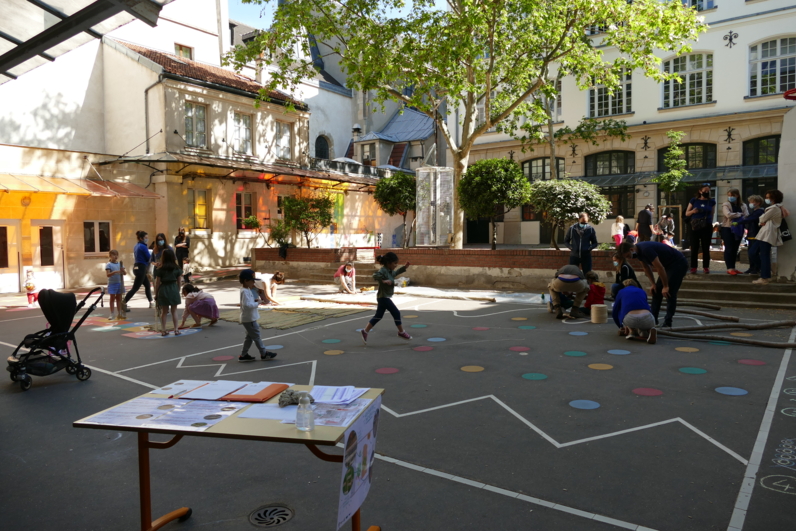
679;367;708;374
321;339;341;344
518;325;537;330
715;387;749;396
413;346;434;352
427;337;446;342
265;345;284;350
731;332;754;337
403;315;418;319
91;326;122;332
565;351;588;357
588;363;614;371
569;400;600;410
212;356;234;361
375;368;399;374
324;350;344;356
472;327;490;331
522;373;548;380
518;353;528;356
633;388;664;397
608;349;631;355
738;359;767;366
511;317;528;321
410;324;428;328
569;331;588;336
461;365;485;372
676;347;700;353
710;341;732;346
510;346;531;352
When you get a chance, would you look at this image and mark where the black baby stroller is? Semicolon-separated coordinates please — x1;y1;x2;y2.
7;287;104;391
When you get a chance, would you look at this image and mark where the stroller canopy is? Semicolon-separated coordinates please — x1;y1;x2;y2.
38;290;76;334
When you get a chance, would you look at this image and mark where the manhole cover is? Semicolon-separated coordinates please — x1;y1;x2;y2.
249;504;294;527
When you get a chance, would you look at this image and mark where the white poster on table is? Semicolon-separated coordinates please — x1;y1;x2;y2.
336;395;381;530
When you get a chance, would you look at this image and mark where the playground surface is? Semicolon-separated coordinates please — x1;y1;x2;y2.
1;280;795;531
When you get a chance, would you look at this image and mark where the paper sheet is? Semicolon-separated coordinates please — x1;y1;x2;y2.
179;380;250;400
238;403;298;421
152;380;210;397
82;398;186;428
310;386;369;405
142;401;249;431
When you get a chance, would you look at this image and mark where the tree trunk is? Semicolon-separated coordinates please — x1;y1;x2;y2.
401;213;408;248
404;213;416;248
452;154;469;249
491;217;497;251
551;223;560;251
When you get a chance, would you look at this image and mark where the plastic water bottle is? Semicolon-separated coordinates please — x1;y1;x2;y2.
296;392;315;432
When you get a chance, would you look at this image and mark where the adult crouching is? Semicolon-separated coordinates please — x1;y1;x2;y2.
548;265;590;320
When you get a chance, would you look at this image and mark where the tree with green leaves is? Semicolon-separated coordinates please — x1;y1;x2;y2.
527;179;611;250
373;171;416;248
653;130;690;208
226;0;704;248
282;192;335;248
458;159;531;250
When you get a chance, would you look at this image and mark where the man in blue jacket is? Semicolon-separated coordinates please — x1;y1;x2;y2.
564;212;599;273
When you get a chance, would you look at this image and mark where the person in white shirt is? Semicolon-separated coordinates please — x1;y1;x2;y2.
238;269;278;362
611;216;626;247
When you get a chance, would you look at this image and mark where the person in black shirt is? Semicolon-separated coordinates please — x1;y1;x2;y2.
635;204;654;242
685;184;716;274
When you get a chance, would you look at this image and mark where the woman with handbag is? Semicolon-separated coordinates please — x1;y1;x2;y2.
753;190;787;285
720;188;748;275
685;184;716;274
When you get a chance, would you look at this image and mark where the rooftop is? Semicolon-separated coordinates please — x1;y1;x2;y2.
359;107;434;143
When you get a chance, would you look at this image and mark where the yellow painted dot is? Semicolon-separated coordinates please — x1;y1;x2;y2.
675;347;700;353
588;363;613;371
461;365;485;373
324;350;344;356
731;332;753;337
403;315;418;319
511;317;528;321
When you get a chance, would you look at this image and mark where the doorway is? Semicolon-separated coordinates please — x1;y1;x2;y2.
29;220;64;290
0;220;21;293
466;219;490;244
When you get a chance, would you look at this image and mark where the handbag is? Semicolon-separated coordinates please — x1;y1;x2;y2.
781;218;792;243
690;216;709;231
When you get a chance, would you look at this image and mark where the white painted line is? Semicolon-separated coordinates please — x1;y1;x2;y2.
552;504;594;519
0;315;45;322
483;485;520;498
422;468;456;480
452;308;528;318
727;326;796;531
515;494;556;508
308;359;317;386
84;365;157;389
447;476;486;489
385;396;491;418
677;418;748;465
592;514;638;530
488;395;563;448
559;419;680;448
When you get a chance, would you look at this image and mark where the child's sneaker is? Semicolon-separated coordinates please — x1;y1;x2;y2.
108;314;115;320
239;354;256;362
398;331;412;340
260;351;278;360
360;329;368;346
647;328;657;344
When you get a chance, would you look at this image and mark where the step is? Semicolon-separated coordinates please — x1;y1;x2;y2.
677;288;796;304
680;279;796;293
675;297;796;311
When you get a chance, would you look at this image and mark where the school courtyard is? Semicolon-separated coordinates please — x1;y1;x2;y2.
1;280;795;531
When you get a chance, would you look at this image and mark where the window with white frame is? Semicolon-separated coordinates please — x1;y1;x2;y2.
662;53;713;108
275;121;292;160
174;44;193;60
361;143;375;163
750;38;796;97
589;69;632;117
234;113;252;154
187;189;209;229
682;0;715;11
236;192;253;230
521;157;565;181
184;102;207;148
83;221;111;254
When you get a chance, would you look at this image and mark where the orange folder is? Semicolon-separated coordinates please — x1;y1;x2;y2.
220;383;290;403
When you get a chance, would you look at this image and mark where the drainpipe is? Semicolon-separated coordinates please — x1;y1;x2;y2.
144;75;163;154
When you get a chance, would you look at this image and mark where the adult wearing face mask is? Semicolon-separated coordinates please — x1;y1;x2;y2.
720;188;748;275
609;251;638;299
564;212;598;274
334;261;357;294
734;195;765;275
123;230;154;309
685;184;716;274
753;190;789;285
174;227;190;280
150;233;171;276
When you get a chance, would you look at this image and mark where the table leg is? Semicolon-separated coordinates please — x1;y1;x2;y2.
137;432;192;531
352;508;360;531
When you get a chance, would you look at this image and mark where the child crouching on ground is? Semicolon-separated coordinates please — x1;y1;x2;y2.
360;252;412;345
583;271;605;312
238;269;277;362
180;284;219;328
105;250;126;319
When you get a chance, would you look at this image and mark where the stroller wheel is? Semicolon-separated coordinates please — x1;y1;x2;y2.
65;365;77;375
19;375;32;391
76;367;92;381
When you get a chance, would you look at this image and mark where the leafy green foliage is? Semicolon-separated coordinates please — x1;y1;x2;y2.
282;192;335;247
242;215;261;230
653;130;690;205
458;159;531;249
374;172;417;248
268;219;291;247
527;179;611;249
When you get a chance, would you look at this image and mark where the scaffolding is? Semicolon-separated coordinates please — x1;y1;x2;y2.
415;166;454;246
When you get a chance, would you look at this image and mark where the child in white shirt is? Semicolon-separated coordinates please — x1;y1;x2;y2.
238;269;278;362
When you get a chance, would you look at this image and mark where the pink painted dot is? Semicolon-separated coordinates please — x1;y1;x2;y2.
213;356;235;361
472;327;490;331
375;368;399;374
633;388;663;397
509;346;530;352
738;359;767;366
413;346;434;352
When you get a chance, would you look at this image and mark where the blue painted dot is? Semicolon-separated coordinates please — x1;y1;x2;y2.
710;341;732;346
569;400;600;410
518;325;537;330
265;345;284;350
410;324;427;328
608;349;631;355
522;373;548;380
569;331;588;336
321;339;341;344
427;337;446;342
716;387;748;396
564;351;587;357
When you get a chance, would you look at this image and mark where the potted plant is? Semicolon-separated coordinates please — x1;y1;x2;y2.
242;215;261;230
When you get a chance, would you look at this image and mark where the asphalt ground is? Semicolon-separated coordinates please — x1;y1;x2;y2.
1;281;795;531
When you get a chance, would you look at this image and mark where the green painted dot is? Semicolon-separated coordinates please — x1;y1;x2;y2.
564;351;587;357
321;339;341;344
522;373;548;380
518;325;537;330
679;367;708;374
410;324;427;328
709;341;732;346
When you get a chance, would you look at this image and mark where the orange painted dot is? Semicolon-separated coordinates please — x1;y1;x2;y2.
731;332;753;337
404;315;418;319
511;317;528;321
588;363;613;371
461;365;485;373
324;350;344;355
675;347;700;353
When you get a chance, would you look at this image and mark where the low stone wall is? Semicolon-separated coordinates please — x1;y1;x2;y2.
253;247;357;264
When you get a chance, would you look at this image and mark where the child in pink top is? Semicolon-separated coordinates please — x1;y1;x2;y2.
334;261;356;294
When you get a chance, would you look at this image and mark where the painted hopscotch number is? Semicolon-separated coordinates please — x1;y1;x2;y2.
769;439;796;472
760;475;796;496
787;376;796;381
783;388;796;395
781;408;796;418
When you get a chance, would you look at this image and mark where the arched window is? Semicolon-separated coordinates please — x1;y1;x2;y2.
657;143;716;171
314;136;330;159
521;157;565;181
750;38;796;96
662;53;713;108
743;136;780;166
584;151;635;177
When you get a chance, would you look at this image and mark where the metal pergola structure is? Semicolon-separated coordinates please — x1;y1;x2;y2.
0;0;170;83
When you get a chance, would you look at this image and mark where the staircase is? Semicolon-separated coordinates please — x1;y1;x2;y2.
677;273;796;310
294;248;380;288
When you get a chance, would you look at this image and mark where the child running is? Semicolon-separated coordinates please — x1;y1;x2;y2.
360;252;411;345
179;283;219;328
238;269;277;362
105;250;126;320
